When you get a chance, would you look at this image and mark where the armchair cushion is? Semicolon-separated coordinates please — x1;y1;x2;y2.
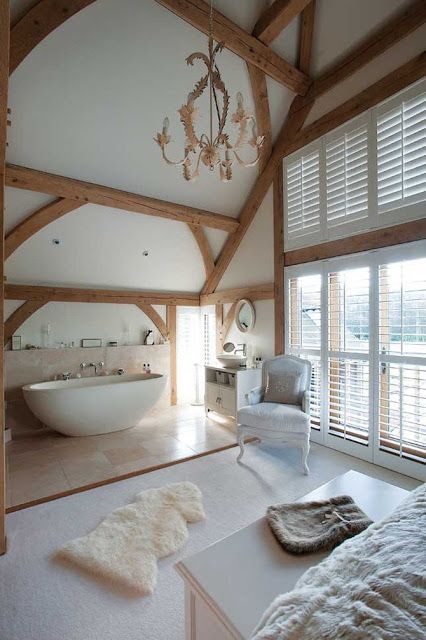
238;402;310;434
264;372;301;405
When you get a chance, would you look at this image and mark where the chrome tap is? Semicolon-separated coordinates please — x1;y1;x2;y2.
234;343;246;357
89;361;104;375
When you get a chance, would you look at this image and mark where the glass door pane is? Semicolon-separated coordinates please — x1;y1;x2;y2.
377;257;426;469
326;266;372;459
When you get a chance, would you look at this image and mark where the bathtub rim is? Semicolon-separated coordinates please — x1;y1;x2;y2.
23;372;165;393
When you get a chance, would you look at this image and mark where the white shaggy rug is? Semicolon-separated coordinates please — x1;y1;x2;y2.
0;442;419;640
56;482;205;595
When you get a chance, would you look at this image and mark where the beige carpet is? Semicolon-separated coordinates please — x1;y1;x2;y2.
0;442;419;640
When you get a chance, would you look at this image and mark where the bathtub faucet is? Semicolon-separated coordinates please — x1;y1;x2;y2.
89;361;104;375
80;361;104;376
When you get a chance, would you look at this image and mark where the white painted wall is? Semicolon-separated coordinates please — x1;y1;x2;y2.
225;300;275;362
4;301;167;349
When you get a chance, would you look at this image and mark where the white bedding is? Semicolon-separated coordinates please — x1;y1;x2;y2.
252;482;426;640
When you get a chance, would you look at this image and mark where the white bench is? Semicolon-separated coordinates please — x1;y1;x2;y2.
175;470;410;640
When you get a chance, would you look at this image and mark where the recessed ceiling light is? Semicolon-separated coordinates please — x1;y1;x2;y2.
52;239;61;245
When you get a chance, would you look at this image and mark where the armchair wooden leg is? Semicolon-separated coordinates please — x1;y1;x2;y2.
301;438;310;475
237;427;245;462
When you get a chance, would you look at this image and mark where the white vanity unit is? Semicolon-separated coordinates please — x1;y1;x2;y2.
204;365;261;420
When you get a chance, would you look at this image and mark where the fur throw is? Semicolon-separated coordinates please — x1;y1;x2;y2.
253;482;426;640
266;495;372;554
55;481;205;595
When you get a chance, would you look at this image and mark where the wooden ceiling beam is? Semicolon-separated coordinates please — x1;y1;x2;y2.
295;0;426;110
200;283;274;305
246;64;272;172
0;0;9;555
201;95;313;295
298;0;315;74
135;303;168;339
5;164;239;233
5;284;200;306
4;301;46;346
10;0;96;74
286;52;426;157
187;224;215;280
284;219;426;266
5;198;82;259
253;0;312;45
155;0;310;94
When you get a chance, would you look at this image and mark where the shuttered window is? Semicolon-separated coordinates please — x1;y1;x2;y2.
288;274;322;430
328;268;370;354
326;124;369;227
328;358;370;443
378;257;426;463
379;363;426;462
286;244;426;479
377;91;426;213
285;148;320;242
328;267;370;444
283;79;426;251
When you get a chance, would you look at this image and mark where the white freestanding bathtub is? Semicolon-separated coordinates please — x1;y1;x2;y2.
23;373;167;436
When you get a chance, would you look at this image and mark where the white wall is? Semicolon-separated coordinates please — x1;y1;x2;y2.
225;300;275;362
4;301;167;349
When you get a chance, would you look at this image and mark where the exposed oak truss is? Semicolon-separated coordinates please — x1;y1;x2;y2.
5;164;239;233
5;198;81;259
155;0;310;93
253;0;312;45
5;284;200;306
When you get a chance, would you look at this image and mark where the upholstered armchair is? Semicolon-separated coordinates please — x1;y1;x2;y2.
237;355;312;474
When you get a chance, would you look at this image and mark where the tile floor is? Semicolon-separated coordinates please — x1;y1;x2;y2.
5;405;237;508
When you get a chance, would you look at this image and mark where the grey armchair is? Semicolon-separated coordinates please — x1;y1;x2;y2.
237;355;312;474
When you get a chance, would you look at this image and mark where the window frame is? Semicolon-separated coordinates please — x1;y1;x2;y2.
285;240;426;481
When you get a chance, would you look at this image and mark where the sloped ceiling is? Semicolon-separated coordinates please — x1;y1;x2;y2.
5;0;426;294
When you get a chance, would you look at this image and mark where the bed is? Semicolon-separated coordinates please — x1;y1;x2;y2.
252;482;426;639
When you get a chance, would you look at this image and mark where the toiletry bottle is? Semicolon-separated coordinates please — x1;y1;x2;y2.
143;363;147;373
146;364;151;374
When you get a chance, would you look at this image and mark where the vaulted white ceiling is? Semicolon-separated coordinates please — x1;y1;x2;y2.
5;0;426;294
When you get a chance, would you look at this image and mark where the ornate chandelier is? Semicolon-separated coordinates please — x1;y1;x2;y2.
154;1;264;182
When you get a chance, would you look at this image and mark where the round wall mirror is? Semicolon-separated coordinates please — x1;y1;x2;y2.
235;299;255;333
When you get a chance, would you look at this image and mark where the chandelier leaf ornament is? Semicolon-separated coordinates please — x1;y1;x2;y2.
154;0;264;182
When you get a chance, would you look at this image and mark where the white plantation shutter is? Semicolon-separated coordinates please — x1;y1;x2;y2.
285;148;320;241
379;363;426;462
283;80;426;251
288;274;322;430
377;90;426;212
328;267;370;444
378;257;426;463
328;358;370;443
325;123;368;227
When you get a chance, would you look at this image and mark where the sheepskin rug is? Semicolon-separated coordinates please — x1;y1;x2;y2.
55;481;205;595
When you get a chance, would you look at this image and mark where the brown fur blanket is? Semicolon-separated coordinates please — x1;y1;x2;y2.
266;495;372;554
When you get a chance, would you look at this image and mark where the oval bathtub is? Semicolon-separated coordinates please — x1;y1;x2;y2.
23;373;167;437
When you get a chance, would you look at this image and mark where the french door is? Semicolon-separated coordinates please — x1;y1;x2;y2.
285;241;426;481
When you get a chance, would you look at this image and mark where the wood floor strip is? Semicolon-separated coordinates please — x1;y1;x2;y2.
5;441;250;513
